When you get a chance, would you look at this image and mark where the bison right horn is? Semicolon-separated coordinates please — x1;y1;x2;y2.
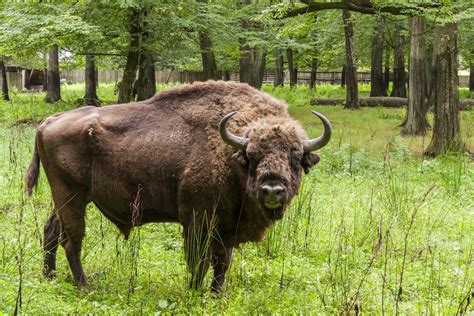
302;111;332;152
219;112;249;150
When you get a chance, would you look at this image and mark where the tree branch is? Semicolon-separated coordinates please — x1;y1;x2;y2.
280;0;441;18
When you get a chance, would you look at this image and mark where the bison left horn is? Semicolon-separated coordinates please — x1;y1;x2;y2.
302;111;332;152
219;111;249;150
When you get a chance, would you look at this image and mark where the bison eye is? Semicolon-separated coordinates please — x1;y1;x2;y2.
290;152;302;169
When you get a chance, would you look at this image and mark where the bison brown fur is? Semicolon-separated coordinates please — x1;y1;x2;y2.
25;81;331;292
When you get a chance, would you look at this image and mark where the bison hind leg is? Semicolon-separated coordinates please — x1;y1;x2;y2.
53;191;89;288
43;212;61;278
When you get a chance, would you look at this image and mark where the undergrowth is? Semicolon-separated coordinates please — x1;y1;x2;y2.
0;84;472;314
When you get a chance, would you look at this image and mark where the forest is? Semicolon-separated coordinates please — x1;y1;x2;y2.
0;0;473;314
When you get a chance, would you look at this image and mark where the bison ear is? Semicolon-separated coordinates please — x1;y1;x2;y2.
232;151;249;168
302;152;320;174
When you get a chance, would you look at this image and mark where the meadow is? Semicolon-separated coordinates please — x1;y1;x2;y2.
0;83;472;314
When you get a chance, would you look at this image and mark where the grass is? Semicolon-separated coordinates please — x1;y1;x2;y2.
0;83;473;314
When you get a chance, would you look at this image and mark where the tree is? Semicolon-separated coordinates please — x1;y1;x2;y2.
401;16;429;135
470;64;474;92
310;57;317;89
274;48;284;86
384;49;390;89
117;8;142;104
239;0;266;89
197;0;219;80
390;22;407;98
287;48;297;87
135;6;156;101
83;54;100;106
45;45;61;103
0;59;9;101
370;15;387;96
342;10;358;109
425;22;461;156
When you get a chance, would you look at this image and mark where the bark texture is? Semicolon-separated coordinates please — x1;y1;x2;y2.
402;16;429;135
135;8;156;102
239;0;265;89
117;8;141;104
342;10;359;109
197;0;219;80
136;53;156;101
391;22;407;98
42;68;47;92
0;60;9;101
287;48;297;87
198;31;219;80
341;65;346;87
370;16;387;96
425;23;461;156
470;63;474;92
84;54;100;106
384;49;390;89
274;49;284;87
23;69;32;90
310;57;317;89
45;45;61;103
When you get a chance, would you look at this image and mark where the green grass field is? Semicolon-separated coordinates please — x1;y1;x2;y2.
0;83;473;314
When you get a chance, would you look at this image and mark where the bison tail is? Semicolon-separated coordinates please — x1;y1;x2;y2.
26;136;41;196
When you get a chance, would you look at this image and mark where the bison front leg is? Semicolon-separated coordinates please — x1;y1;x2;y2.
210;245;233;293
183;224;211;290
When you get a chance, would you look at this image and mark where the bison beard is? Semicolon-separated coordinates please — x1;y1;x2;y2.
25;81;331;293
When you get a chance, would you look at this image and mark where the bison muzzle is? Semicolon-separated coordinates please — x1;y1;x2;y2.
25;81;331;293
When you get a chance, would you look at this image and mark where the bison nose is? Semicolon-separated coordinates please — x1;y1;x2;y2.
260;184;285;201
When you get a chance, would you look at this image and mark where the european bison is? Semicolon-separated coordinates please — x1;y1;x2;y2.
26;81;331;292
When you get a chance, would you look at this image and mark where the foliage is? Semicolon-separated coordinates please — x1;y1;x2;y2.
0;85;473;314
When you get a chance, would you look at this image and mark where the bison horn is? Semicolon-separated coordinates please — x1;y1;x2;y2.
302;111;332;152
219;112;249;150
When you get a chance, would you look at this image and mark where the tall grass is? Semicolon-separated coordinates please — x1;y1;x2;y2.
0;84;472;314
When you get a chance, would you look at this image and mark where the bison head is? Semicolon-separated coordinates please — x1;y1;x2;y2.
219;111;331;220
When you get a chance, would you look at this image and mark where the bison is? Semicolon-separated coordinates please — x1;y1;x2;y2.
26;81;331;292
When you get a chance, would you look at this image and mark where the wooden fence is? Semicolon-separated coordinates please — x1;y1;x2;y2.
5;68;471;89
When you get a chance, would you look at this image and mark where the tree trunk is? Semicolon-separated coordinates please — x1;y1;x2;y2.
23;69;32;90
274;48;284;87
135;6;156;102
425;56;433;100
287;48;297;87
223;70;230;81
391;22;407;98
135;53;156;101
45;44;61;103
197;0;218;80
199;31;219;80
370;16;387;96
117;8;141;104
42;67;47;92
469;63;474;92
342;10;359;109
83;54;100;106
425;22;461;156
310;57;317;89
384;49;390;89
341;65;346;87
239;0;264;89
0;60;9;101
402;16;429;135
257;49;267;89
